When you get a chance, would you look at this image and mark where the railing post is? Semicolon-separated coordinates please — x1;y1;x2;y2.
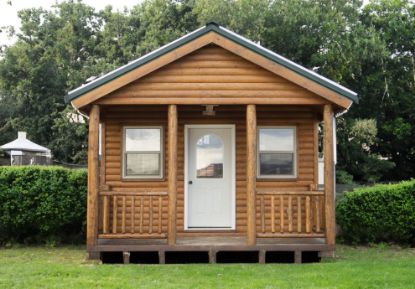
246;104;257;245
87;104;100;259
323;104;335;246
168;104;178;245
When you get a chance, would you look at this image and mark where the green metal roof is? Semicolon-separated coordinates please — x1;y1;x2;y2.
65;22;358;104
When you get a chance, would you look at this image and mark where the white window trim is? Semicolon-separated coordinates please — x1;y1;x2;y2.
257;126;297;179
122;126;164;179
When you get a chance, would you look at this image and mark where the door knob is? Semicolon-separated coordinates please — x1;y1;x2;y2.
188;180;193;184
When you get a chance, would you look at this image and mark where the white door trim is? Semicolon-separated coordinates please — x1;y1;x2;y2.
184;124;236;230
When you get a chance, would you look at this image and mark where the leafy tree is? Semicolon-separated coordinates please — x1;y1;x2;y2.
0;2;99;163
132;0;199;55
358;0;415;180
336;118;395;183
0;0;413;182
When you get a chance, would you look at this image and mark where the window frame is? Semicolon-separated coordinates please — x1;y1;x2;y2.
257;126;297;179
122;126;164;180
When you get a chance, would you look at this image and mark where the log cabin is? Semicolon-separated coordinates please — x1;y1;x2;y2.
65;23;358;263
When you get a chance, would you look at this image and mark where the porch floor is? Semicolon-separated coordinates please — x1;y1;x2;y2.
97;236;326;246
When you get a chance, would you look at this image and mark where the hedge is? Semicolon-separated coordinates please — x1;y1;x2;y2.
0;166;87;245
336;179;415;244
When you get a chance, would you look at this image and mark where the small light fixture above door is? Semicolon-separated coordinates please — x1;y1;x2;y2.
202;105;217;116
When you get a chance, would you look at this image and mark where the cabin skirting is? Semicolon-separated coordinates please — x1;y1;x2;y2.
91;237;333;264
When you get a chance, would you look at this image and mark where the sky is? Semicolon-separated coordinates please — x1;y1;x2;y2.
0;0;141;45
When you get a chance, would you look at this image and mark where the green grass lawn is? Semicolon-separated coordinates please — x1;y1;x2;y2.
0;245;414;289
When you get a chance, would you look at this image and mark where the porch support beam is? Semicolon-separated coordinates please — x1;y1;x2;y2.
246;104;257;245
87;104;100;256
323;104;335;246
167;104;178;245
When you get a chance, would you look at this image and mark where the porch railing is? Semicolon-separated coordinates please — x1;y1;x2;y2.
98;191;168;238
97;190;325;239
256;190;325;238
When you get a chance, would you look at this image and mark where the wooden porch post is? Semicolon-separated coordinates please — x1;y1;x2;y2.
87;104;100;256
323;104;335;246
246;104;257;245
167;104;178;245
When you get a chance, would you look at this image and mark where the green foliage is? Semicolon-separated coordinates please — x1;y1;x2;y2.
355;0;415;180
49;107;88;164
337;179;415;244
0;0;414;181
337;117;395;183
336;169;354;184
0;166;87;244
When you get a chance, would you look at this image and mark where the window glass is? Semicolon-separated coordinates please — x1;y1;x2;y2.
125;128;161;151
124;127;162;178
258;128;296;177
126;153;160;176
259;152;294;175
259;128;294;151
196;134;224;178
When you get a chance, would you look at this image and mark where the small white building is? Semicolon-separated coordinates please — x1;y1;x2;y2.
0;132;51;166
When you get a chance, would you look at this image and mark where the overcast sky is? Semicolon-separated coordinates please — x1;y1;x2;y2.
0;0;141;45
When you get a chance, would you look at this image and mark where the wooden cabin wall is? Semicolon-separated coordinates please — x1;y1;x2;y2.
97;44;327;105
101;106;169;235
100;105;319;236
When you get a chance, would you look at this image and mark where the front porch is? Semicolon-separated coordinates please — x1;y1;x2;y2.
86;104;335;263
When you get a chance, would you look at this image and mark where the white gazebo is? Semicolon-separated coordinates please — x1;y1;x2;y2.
0;132;52;166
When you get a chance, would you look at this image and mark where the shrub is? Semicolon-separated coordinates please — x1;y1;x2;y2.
0;166;87;245
336;179;415;244
336;169;354;184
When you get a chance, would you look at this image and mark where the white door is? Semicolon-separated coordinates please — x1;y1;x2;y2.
185;125;235;229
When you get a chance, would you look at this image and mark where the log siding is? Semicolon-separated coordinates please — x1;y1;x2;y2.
99;105;319;237
97;45;328;106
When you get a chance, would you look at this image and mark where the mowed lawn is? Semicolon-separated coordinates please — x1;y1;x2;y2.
0;245;414;289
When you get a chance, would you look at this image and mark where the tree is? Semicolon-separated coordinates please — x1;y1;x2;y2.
0;0;413;182
0;2;100;163
336;118;395;183
358;0;415;180
0;0;200;164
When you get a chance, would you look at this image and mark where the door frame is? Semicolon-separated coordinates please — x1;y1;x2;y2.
184;124;236;230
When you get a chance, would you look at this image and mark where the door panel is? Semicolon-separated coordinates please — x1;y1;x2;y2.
186;126;234;228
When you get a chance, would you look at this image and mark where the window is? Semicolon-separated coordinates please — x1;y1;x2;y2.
123;127;163;179
196;134;224;178
257;127;296;178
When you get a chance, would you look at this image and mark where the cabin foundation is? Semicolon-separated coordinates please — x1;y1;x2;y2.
94;236;332;263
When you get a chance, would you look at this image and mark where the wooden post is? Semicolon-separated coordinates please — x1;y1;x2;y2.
99;123;106;186
259;250;266;264
158;251;166;264
323;104;335;246
305;196;311;233
246;104;257;245
167;104;178;245
209;250;217;264
87;104;100;258
294;251;302;264
103;196;109;234
123;252;130;264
